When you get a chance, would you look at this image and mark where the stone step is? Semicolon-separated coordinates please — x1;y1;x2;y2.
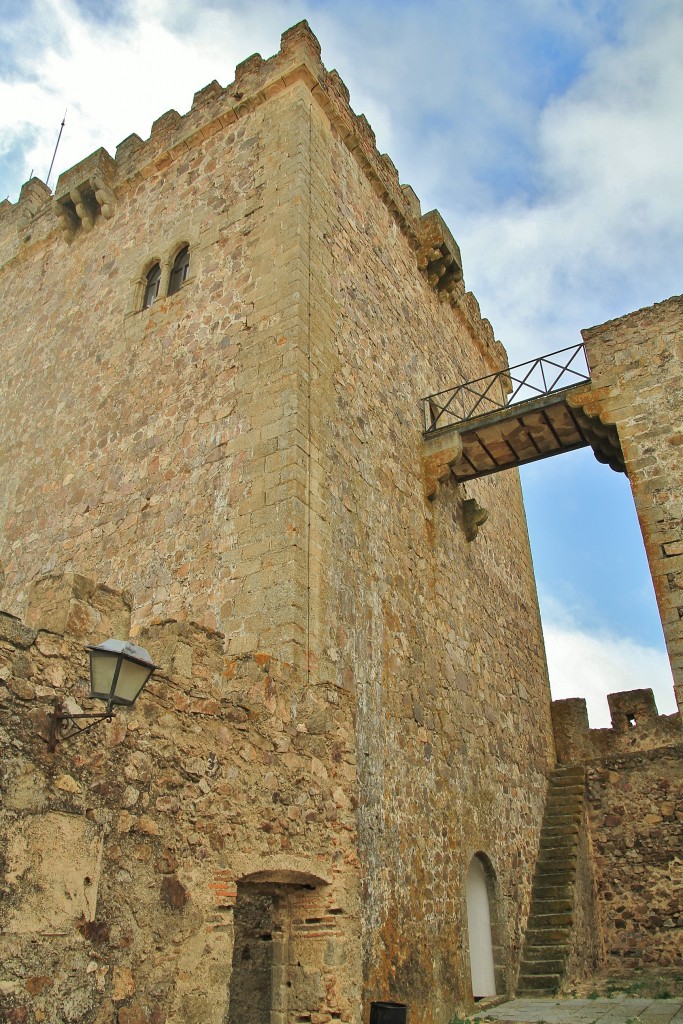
532;876;575;894
530;897;573;914
544;810;581;823
544;824;580;837
522;944;570;962
538;844;577;859
542;821;580;835
541;824;578;839
538;849;577;864
518;958;567;976
533;885;573;901
528;911;574;929
544;820;581;833
540;833;576;850
544;803;582;816
548;782;584;794
545;798;583;813
548;781;584;794
524;926;571;945
538;847;577;861
534;863;575;879
517;974;561;994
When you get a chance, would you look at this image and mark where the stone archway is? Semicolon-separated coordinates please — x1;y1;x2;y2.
226;869;332;1024
465;854;498;1000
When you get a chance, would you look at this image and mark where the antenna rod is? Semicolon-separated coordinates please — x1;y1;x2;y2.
46;110;67;189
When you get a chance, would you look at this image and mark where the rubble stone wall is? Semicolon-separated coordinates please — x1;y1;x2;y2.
587;750;683;970
0;577;362;1024
0;21;556;1024
306;69;555;1017
575;296;683;709
552;692;683;972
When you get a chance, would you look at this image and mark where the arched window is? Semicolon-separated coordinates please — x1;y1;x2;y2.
168;245;190;295
143;263;161;309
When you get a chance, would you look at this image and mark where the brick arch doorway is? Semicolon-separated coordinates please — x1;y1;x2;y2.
465;854;497;999
226;869;331;1024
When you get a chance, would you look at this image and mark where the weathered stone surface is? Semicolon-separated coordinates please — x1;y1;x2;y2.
578;296;683;711
111;967;135;1003
0;612;36;649
551;692;683;974
588;748;683;969
2;15;677;1024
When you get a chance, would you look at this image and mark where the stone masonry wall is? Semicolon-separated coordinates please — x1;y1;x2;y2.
552;691;683;972
0;22;556;1023
562;798;605;989
571;296;683;710
0;57;311;666
587;750;683;971
0;575;362;1024
301;65;555;1019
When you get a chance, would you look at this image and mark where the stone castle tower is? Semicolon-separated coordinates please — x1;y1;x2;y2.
1;20;680;1024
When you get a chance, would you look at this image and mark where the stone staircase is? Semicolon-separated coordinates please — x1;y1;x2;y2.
517;764;586;995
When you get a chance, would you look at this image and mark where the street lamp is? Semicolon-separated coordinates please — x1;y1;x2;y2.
47;639;158;752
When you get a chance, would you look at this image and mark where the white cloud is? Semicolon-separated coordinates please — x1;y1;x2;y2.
541;593;678;728
458;0;683;360
0;0;295;197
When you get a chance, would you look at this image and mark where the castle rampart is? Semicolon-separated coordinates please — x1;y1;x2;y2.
552;690;683;973
1;574;361;1023
0;22;502;368
0;21;556;1022
553;688;682;764
568;295;683;709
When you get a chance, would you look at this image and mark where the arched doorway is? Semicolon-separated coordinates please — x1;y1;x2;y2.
465;855;496;999
226;869;332;1024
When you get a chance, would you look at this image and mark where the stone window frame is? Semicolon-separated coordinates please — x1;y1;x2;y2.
134;239;194;312
168;243;191;296
142;261;162;308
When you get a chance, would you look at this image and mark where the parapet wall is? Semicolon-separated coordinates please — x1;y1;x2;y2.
0;20;503;368
586;747;683;970
552;688;682;764
551;688;683;972
0;574;361;1024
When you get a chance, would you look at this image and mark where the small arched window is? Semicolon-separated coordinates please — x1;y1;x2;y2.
143;263;161;309
168;245;190;295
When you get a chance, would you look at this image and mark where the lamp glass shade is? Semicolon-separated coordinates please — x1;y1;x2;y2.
87;640;157;707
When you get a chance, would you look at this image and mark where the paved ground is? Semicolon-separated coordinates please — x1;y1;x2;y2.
484;997;683;1024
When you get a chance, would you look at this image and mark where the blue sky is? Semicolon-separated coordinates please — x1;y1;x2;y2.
1;0;681;724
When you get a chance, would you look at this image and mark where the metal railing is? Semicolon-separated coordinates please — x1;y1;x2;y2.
423;343;590;432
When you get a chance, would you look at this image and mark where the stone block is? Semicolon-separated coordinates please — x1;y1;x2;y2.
25;574;131;641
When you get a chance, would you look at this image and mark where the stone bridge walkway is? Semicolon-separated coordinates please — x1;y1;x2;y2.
483;997;683;1024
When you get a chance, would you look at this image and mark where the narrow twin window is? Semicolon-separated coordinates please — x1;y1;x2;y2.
142;245;190;310
168;246;190;296
143;264;161;308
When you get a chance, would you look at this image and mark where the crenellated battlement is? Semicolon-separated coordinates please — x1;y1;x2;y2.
0;176;54;263
552;687;682;764
0;19;502;364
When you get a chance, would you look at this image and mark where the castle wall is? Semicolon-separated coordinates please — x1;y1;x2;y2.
302;68;555;1017
0;67;315;669
552;692;683;973
0;577;362;1024
0;21;556;1023
572;296;683;711
587;749;683;971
